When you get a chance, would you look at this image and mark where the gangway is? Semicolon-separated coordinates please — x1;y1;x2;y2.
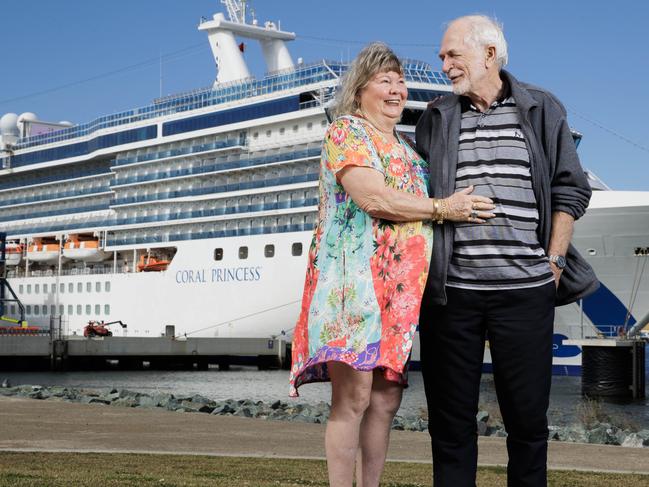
0;231;28;331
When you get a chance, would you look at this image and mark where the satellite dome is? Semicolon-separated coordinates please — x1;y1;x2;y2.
59;121;74;127
0;113;19;135
17;112;38;123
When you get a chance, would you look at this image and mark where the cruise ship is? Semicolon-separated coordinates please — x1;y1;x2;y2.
0;1;647;374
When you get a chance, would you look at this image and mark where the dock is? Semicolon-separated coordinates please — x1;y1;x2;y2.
0;334;290;371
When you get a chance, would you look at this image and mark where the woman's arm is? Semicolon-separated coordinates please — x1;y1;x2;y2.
338;166;496;222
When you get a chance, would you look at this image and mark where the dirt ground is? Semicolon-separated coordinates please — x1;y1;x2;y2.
1;396;648;474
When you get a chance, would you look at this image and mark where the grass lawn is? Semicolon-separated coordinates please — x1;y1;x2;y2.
0;452;648;486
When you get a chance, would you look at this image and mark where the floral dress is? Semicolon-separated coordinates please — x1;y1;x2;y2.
289;115;433;397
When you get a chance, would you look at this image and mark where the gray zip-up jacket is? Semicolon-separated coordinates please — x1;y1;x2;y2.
415;70;599;306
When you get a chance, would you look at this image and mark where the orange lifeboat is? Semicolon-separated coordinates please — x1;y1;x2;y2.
27;237;62;264
3;242;23;266
137;254;170;272
62;234;112;262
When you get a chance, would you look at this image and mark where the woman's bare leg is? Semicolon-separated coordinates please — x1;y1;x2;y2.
356;370;403;486
325;362;373;487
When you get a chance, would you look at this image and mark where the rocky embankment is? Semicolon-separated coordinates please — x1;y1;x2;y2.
1;381;648;448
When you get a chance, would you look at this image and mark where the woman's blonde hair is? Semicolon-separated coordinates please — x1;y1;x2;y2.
331;42;403;119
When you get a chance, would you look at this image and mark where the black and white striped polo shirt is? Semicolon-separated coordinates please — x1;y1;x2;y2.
446;91;554;291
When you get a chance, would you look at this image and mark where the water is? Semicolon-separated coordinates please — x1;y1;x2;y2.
2;366;648;429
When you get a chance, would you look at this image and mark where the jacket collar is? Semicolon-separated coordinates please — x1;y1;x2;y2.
433;70;539;115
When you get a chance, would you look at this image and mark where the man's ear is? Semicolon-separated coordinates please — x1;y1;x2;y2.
485;46;497;67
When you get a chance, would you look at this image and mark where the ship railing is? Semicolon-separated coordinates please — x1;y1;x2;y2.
0;185;111;209
111;146;322;189
2;181;320;238
113;135;246;167
14;60;448;150
0;166;111;193
0;202;110;225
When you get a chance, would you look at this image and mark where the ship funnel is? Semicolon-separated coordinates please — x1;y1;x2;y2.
199;0;295;86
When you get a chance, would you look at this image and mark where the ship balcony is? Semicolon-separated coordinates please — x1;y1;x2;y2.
111;146;321;189
112;134;247;168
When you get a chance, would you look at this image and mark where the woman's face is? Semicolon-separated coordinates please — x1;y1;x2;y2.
358;70;407;126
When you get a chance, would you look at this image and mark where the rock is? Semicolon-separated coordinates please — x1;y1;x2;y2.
476;410;489;423
270;400;284;410
391;416;405;431
547;426;561;441
233;406;255;418
621;433;644;448
113;397;139;408
477;421;488;436
211;403;235;415
587;424;616;445
80;396;110;405
1;378;10;388
635;429;649;446
28;389;51;400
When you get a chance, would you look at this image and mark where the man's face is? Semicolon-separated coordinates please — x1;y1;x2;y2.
438;21;488;96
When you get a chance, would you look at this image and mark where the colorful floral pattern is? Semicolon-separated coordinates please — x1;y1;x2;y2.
289;115;433;396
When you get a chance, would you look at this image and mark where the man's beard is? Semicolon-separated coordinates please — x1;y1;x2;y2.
451;77;471;95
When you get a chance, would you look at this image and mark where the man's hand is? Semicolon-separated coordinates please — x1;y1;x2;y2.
550;263;563;289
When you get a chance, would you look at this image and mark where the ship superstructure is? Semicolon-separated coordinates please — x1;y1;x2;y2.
0;2;647;374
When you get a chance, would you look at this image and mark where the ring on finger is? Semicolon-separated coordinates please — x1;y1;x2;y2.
470;210;478;219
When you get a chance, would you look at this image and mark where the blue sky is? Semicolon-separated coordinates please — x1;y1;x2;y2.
1;0;647;190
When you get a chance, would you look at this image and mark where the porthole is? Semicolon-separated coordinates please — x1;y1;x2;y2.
292;242;303;256
264;244;275;258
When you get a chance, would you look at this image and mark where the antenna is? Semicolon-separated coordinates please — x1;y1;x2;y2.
221;0;248;24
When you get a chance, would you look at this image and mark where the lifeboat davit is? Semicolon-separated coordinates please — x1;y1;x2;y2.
62;234;112;262
137;254;170;272
3;242;23;266
27;237;62;264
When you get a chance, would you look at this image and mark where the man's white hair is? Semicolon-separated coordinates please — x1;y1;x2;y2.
450;15;508;69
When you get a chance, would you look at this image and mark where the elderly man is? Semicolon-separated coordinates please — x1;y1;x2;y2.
415;15;598;487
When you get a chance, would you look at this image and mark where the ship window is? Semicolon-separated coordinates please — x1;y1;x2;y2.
266;130;272;137
292;125;298;133
19;285;23;294
307;122;313;130
42;305;47;315
214;248;224;261
35;284;40;294
10;305;16;315
77;282;83;293
264;244;275;258
321;119;327;127
95;304;100;315
95;282;101;292
86;282;92;293
76;305;82;315
60;283;65;293
86;305;91;315
104;304;110;315
34;306;40;316
68;305;73;315
58;305;63;316
26;305;32;315
253;132;259;139
69;283;74;293
105;282;111;292
27;284;31;294
279;127;285;135
238;246;248;259
50;305;55;316
292;242;303;256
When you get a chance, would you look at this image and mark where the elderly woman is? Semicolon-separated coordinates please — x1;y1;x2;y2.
289;43;495;486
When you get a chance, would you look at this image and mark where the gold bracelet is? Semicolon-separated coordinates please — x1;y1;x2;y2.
436;199;447;225
432;199;441;223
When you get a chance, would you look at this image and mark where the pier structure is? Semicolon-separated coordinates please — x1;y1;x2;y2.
0;331;289;371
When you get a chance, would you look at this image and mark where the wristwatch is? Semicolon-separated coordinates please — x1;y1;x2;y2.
549;254;567;269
